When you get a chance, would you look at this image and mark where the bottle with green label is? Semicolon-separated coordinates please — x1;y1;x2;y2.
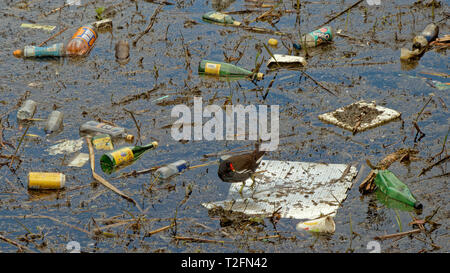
100;141;158;174
202;11;241;26
199;60;263;80
293;26;334;50
374;170;422;209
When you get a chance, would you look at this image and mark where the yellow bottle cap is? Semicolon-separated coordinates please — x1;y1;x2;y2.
233;21;242;26
13;49;23;57
126;134;134;141
256;73;264;80
268;38;278;47
152;141;159;148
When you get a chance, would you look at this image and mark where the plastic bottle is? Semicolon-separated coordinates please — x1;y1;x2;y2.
13;43;65;58
412;23;439;50
202;11;241;26
17;99;37;120
45;110;63;134
154;160;189;179
79;121;134;141
28;172;66;190
100;141;158;174
293;26;335;50
65;24;97;56
374;170;422;209
115;40;130;64
199;60;263;80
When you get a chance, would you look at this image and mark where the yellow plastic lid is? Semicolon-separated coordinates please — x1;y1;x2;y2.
268;38;278;47
125;134;134;141
256;73;264;80
151;141;159;148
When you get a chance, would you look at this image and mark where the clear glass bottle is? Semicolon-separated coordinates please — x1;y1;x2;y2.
412;23;439;50
79;121;134;141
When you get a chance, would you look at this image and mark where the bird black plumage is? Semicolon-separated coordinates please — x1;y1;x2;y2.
218;143;265;183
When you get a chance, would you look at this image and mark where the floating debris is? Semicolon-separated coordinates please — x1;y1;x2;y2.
267;54;307;67
203;160;358;220
46;138;84;155
296;215;336;233
20;23;56;31
318;101;401;133
67;153;90;168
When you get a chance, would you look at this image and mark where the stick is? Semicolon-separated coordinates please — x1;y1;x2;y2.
38;26;68;47
133;5;163;46
85;137;141;210
146;223;175;237
188;161;218;170
9;125;30;168
123;108;141;144
0;234;36;253
317;0;364;28
300;70;337;97
418;155;450;177
374;229;421;240
173;236;229;244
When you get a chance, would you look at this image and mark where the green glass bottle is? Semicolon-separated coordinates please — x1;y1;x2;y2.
199;60;263;80
202;11;241;26
100;141;158;174
374;170;422;209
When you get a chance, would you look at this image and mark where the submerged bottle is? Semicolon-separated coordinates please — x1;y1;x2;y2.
100;141;158;174
202;11;241;26
412;23;439;50
45;110;64;134
115;40;130;65
79;121;134;141
65;24;97;56
374;170;422;209
154;160;189;179
13;43;65;58
293;26;334;50
17;99;37;120
199;60;263;80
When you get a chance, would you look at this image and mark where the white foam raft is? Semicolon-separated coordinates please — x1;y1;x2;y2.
318;100;401;133
203;160;358;221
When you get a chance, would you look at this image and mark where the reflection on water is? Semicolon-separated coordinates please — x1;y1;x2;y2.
211;0;236;11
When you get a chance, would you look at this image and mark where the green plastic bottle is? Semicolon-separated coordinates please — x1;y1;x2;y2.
374;170;422;209
202;11;241;26
100;141;158;174
199;60;263;80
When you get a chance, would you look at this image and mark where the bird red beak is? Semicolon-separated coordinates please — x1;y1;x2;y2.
229;163;235;172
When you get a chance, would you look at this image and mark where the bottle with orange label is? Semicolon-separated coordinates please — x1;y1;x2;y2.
198;60;263;80
65;24;98;56
100;141;158;174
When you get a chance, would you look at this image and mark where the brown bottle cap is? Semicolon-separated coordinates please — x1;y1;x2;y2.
13;49;23;57
125;134;134;141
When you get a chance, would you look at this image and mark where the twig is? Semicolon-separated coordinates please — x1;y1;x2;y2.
317;0;364;28
300;70;337;97
86;137;142;211
146;223;175;237
188;161;218;170
0;234;36;253
123;108;141;144
133;5;163;47
374;229;421;240
41;2;71;17
173;236;229;244
9;125;30;168
418;155;450;177
38;26;68;47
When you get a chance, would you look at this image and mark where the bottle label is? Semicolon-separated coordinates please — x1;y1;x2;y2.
92;136;114;150
311;27;333;46
28;172;64;189
71;26;97;48
176;163;187;172
205;63;221;75
24;43;64;57
111;147;134;165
